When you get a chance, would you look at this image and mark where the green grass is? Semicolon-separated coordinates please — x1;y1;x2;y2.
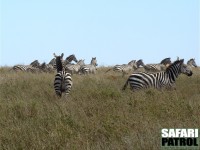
0;67;200;149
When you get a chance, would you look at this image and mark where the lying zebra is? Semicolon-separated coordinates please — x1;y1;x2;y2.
106;59;144;76
143;57;172;72
12;60;41;73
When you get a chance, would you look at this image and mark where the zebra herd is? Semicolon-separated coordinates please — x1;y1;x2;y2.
10;54;198;97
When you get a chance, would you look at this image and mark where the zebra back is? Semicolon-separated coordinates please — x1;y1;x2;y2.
65;59;85;74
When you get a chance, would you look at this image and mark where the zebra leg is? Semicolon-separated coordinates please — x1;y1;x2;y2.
122;79;129;90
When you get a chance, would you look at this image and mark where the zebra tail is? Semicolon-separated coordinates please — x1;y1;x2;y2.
122;79;129;91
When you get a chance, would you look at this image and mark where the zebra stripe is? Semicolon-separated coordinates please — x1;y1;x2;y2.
53;53;72;97
122;59;192;91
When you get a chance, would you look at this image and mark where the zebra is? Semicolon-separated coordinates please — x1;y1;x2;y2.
187;58;197;68
106;60;139;76
143;57;171;72
79;57;98;74
12;60;40;72
53;53;72;97
65;59;85;75
122;59;192;91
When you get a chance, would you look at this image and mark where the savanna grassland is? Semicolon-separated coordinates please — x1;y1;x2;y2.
0;67;200;150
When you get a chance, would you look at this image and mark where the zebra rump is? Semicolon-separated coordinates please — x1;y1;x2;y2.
54;71;72;97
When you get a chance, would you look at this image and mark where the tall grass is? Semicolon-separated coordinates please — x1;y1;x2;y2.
0;67;200;149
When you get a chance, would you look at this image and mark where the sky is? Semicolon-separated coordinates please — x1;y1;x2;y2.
0;0;199;66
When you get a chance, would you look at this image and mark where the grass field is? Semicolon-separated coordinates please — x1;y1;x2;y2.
0;67;200;149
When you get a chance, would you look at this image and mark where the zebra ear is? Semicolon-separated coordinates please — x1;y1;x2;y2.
61;53;64;58
180;59;184;64
53;53;57;57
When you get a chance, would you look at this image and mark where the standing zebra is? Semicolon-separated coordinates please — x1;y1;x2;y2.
122;59;192;91
143;57;171;72
12;60;40;72
65;59;85;75
79;57;98;74
53;53;73;97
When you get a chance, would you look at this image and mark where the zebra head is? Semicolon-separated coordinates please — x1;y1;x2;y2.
30;60;40;68
127;60;137;69
160;57;171;66
39;62;48;72
53;53;64;72
166;59;192;81
187;58;197;67
181;63;193;76
48;58;56;65
136;59;145;67
91;57;98;66
65;54;78;65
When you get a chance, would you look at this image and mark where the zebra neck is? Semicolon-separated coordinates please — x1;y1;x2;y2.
56;59;63;72
65;60;71;65
166;68;179;83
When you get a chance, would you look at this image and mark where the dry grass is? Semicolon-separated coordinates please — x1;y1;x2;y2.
0;67;200;149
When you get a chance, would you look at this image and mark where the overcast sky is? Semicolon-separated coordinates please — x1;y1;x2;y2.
0;0;199;66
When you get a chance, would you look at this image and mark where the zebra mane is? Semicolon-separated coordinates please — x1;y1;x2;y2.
166;59;184;72
54;53;64;72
